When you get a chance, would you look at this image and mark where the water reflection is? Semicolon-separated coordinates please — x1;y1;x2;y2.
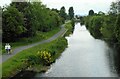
35;23;117;77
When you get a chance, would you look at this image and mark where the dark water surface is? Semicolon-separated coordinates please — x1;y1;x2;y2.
35;23;118;77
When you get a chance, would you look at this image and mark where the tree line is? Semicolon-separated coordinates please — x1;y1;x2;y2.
2;1;74;42
81;1;120;74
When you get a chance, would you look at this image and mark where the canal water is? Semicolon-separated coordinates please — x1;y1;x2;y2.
35;23;118;77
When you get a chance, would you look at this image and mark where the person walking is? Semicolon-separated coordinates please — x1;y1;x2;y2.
7;43;11;54
5;43;8;54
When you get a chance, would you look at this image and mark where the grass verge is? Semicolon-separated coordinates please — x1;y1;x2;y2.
2;37;67;78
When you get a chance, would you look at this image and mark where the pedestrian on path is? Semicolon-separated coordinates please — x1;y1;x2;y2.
5;43;11;54
7;43;11;54
5;43;8;54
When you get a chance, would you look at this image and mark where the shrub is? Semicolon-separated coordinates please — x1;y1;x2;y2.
37;51;52;66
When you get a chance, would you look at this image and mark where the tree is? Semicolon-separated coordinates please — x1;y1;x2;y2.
88;10;94;16
51;8;59;13
87;16;103;38
98;11;105;15
117;0;120;14
100;15;116;41
0;6;2;17
115;14;120;43
59;6;67;23
2;1;63;42
10;2;35;37
2;6;25;42
109;2;118;15
68;7;74;19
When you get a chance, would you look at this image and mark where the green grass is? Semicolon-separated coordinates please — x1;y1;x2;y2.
2;27;60;54
2;37;67;78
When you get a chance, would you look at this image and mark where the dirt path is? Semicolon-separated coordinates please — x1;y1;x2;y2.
1;24;67;63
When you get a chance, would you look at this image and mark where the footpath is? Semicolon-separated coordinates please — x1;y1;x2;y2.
1;24;67;63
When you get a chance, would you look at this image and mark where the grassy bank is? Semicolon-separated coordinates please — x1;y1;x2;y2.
2;37;67;78
2;21;74;78
2;27;60;54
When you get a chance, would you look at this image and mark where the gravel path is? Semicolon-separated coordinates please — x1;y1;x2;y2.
1;24;67;63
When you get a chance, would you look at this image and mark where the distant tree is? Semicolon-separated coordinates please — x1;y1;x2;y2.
59;6;67;23
88;10;94;16
51;8;59;13
115;14;120;43
10;2;29;13
0;6;2;17
98;11;105;15
109;2;118;15
68;7;74;19
117;0;120;14
75;15;79;19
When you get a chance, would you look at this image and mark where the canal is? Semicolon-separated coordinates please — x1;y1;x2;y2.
35;23;118;77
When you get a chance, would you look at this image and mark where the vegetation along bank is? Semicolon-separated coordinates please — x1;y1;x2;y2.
80;0;120;75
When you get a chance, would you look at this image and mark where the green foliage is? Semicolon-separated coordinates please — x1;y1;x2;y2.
59;6;67;23
37;51;52;66
2;2;62;42
88;10;94;16
100;15;116;41
109;2;118;15
115;14;120;43
98;11;105;15
2;5;25;42
85;16;103;38
64;21;74;36
68;7;74;19
2;27;60;54
83;1;120;74
0;6;2;17
2;37;68;77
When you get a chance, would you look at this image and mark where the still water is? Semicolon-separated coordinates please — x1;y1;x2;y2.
35;23;117;77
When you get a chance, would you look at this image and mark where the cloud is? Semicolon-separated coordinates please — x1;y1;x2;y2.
0;0;116;15
42;0;116;15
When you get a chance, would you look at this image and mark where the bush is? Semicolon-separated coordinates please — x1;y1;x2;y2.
85;15;104;39
37;51;52;66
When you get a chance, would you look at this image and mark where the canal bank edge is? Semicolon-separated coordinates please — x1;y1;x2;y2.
2;21;74;78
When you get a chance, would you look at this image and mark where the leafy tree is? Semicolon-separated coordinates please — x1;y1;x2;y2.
68;7;74;19
59;6;67;23
88;10;94;16
2;1;63;42
10;2;35;37
51;8;59;13
2;6;25;42
87;16;103;38
10;2;29;13
98;11;105;15
0;6;2;17
115;14;120;43
118;1;120;14
109;2;118;15
100;15;116;41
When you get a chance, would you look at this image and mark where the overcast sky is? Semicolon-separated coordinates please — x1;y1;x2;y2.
0;0;117;15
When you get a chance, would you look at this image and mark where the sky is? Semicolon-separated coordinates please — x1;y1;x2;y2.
0;0;117;15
